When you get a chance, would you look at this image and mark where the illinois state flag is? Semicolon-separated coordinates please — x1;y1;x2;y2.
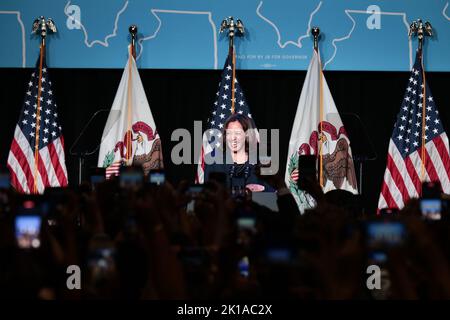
98;48;163;177
285;49;358;212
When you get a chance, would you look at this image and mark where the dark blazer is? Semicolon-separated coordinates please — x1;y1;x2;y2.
204;158;275;192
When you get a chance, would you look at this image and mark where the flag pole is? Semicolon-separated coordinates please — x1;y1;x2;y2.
33;41;44;194
220;17;245;115
130;25;137;59
125;25;138;165
31;16;57;193
312;27;324;188
409;19;433;189
230;39;236;115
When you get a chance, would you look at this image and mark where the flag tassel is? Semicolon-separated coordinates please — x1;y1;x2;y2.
231;46;236;114
313;28;324;188
125;45;134;165
318;50;324;188
420;50;427;190
33;43;45;194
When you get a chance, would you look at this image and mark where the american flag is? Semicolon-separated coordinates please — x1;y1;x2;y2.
196;49;256;183
378;52;450;210
7;50;68;194
105;160;122;179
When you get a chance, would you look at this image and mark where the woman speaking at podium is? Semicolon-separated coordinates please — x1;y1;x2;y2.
203;114;273;195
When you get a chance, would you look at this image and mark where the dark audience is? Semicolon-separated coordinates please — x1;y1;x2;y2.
0;169;449;300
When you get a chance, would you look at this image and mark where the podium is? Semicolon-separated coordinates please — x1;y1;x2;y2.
340;113;377;196
69;109;111;184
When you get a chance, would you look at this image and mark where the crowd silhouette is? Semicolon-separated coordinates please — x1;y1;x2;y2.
0;169;449;300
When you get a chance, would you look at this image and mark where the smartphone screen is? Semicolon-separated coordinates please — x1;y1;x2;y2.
15;215;42;249
420;198;442;220
0;173;10;189
189;185;203;195
90;175;105;185
265;247;293;264
120;171;143;189
88;247;116;269
366;221;406;248
379;208;399;216
178;247;208;267
368;250;388;265
238;256;250;278
186;200;195;213
237;217;256;230
186;186;203;213
150;170;165;186
87;246;117;284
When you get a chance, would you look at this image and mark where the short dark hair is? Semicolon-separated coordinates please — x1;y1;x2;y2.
223;114;257;155
224;113;253;132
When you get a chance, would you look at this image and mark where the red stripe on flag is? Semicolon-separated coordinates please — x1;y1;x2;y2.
201;146;205;172
105;161;121;179
432;136;450;181
6;163;25;193
11;138;35;192
424;148;439;183
47;142;68;186
405;156;422;195
195;146;205;184
55;138;68;186
386;154;410;203
380;180;398;210
37;153;50;187
60;136;66;150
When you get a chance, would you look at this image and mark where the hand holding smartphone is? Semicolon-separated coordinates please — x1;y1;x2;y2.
120;166;144;189
186;185;203;213
89;167;106;189
15;198;43;249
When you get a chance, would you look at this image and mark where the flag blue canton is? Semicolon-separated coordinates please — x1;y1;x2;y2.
205;54;255;149
18;57;62;151
392;54;445;158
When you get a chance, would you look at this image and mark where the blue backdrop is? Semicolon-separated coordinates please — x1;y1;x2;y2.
1;0;449;70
